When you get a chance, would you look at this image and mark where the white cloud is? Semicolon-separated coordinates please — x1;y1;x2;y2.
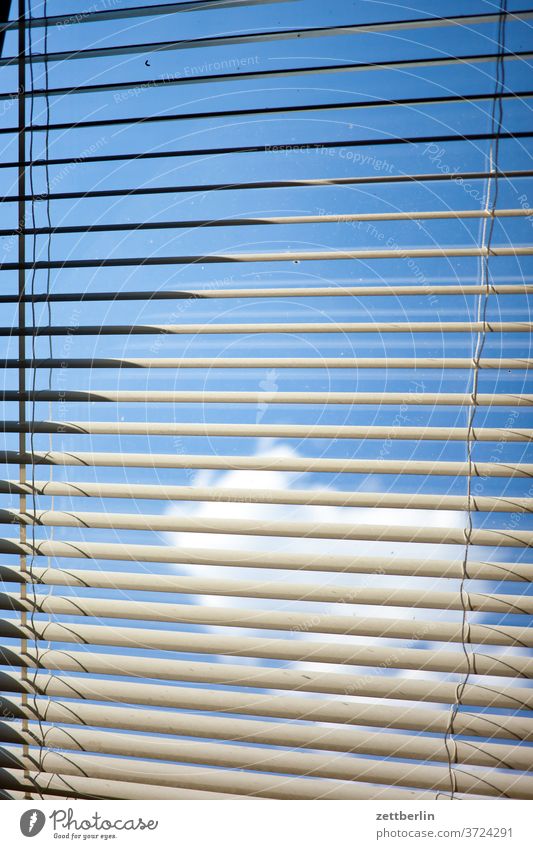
163;441;477;680
162;440;533;707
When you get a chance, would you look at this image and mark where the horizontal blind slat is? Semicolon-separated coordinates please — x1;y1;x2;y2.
3;247;533;270
1;648;530;708
1;617;531;676
2;285;533;302
3;421;533;442
0;537;526;580
1;677;530;739
2;565;532;615
3;322;531;337
4;701;531;770
2;596;531;645
2;451;531;477
5;9;531;64
0;480;530;512
0;768;251;800
0;747;460;800
2;50;530;102
3;509;533;549
2;725;532;796
2;357;532;369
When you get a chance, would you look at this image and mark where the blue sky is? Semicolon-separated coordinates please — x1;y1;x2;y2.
0;0;532;786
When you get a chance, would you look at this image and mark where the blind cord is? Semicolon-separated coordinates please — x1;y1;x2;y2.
25;0;55;793
440;0;508;801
